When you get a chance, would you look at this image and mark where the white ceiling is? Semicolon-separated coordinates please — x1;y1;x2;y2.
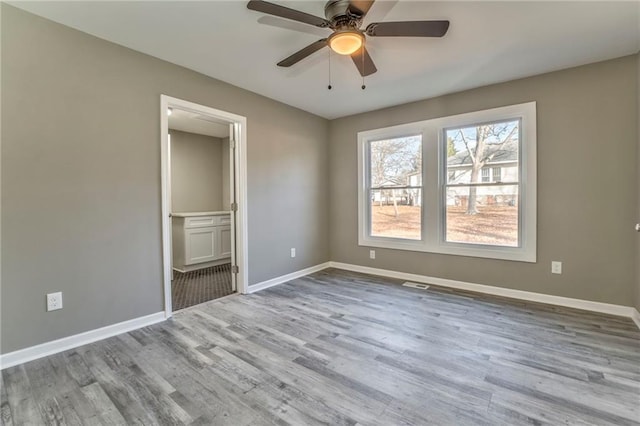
11;1;640;119
169;108;230;138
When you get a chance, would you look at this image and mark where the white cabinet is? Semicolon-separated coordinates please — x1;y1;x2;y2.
218;226;232;258
172;212;232;272
185;227;217;264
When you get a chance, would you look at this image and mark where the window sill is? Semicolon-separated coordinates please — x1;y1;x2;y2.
359;237;536;263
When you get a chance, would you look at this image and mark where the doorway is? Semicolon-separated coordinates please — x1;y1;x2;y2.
160;95;248;317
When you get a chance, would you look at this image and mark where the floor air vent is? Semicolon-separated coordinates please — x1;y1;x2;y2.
402;282;429;290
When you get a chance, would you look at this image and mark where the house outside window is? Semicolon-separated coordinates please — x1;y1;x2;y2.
357;102;537;262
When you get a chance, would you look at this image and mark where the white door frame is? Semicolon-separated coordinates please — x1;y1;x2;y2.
160;95;249;318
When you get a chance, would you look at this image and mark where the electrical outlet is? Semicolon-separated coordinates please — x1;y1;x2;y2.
290;248;296;258
369;250;376;259
551;261;562;274
47;292;63;311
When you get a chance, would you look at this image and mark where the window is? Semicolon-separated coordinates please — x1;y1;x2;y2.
481;168;490;182
444;119;520;247
358;102;536;262
492;167;502;182
368;136;422;240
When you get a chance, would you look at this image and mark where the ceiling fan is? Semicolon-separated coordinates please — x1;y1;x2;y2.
247;0;450;77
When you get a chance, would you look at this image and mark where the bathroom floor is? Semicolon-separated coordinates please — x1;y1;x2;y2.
171;264;233;311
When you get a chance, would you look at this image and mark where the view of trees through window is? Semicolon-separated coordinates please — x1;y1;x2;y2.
367;120;521;247
359;103;535;260
369;136;422;240
445;119;520;246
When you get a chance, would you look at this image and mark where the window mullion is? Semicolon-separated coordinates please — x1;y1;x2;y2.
423;125;440;248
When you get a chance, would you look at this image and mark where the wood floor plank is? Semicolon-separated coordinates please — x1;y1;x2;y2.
0;372;14;426
212;338;389;423
3;268;639;425
2;366;44;425
79;382;128;425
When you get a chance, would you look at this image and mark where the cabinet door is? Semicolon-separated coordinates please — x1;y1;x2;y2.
185;227;217;265
217;225;232;258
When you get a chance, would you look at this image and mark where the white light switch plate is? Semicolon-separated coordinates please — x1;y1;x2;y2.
551;261;562;274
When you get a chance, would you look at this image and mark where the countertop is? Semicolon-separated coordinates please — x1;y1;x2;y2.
171;211;231;218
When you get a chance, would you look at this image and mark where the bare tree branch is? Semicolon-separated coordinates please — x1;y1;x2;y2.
458;129;476;166
479;124;518;163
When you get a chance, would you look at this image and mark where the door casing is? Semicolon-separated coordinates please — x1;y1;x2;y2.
160;95;248;317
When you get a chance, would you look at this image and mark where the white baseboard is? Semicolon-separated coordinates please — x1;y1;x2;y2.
329;262;639;322
0;311;166;370
247;262;331;294
248;261;639;328
173;258;231;273
632;308;640;329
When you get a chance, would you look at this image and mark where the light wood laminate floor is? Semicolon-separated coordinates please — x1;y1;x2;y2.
2;268;639;425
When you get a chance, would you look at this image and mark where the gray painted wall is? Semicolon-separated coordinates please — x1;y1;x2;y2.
636;52;640;312
1;5;329;354
329;55;638;307
170;130;224;213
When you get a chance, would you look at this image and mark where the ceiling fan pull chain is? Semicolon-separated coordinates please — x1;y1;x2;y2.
361;45;366;90
328;49;332;90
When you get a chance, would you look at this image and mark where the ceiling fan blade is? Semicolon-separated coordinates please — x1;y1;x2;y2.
247;0;331;28
348;0;375;18
366;20;450;37
258;16;331;37
277;39;328;67
361;0;398;26
351;46;377;77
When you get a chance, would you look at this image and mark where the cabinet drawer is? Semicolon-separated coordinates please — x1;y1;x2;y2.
186;215;231;228
184;214;231;228
185;216;216;228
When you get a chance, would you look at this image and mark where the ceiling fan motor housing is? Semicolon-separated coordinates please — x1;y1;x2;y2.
324;0;363;27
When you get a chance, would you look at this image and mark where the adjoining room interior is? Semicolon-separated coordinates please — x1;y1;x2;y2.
168;107;235;310
1;1;639;425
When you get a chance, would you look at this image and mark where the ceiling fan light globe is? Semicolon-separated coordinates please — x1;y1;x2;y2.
329;31;364;55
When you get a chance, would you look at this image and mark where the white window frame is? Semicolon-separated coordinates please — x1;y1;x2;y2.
357;102;537;262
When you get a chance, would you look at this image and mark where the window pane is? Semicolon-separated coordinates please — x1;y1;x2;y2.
369;135;422;241
445;185;518;246
446;120;519;184
371;189;421;240
370;136;422;188
481;168;490;182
